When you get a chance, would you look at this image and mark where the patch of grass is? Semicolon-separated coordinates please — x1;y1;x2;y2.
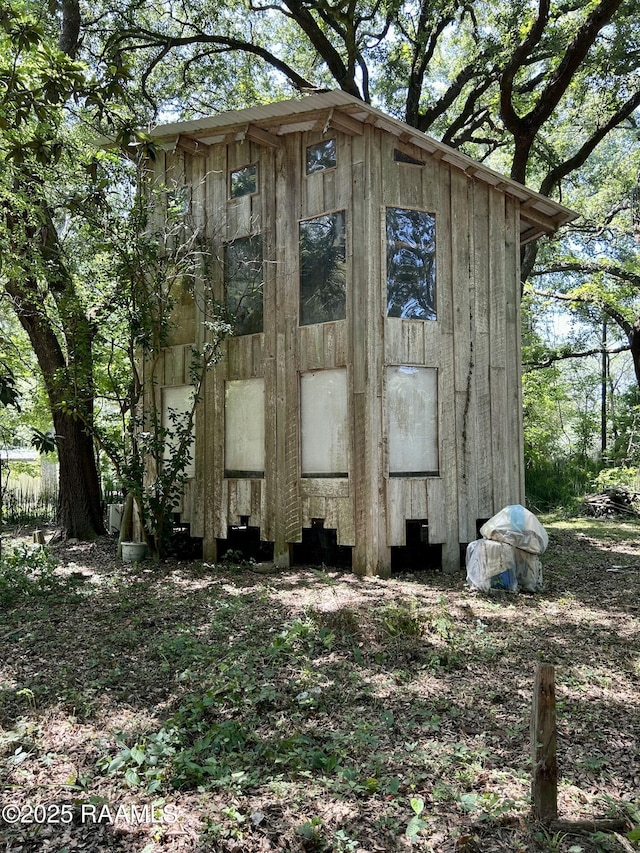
0;523;639;853
0;543;65;605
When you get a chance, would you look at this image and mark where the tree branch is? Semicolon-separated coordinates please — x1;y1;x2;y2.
539;89;640;197
109;28;317;94
530;285;635;337
531;261;640;290
527;0;625;131
500;0;550;134
524;342;630;369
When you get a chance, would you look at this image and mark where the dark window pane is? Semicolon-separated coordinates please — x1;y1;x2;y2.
306;139;336;174
224;235;263;335
386;208;436;320
299;212;346;326
393;149;425;166
230;165;257;198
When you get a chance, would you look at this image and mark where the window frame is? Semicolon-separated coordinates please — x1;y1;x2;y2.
223;233;264;336
298;209;347;327
229;163;259;200
224;378;266;478
386;365;439;478
305;138;337;176
385;206;437;322
299;367;350;478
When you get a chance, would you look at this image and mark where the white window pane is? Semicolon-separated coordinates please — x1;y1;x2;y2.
162;385;196;479
301;369;348;476
387;366;438;475
225;379;265;475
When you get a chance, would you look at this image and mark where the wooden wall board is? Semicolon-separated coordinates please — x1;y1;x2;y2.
450;167;477;544
505;195;525;502
300;479;350;498
470;181;493;518
411;479;428;520
488;189;509;510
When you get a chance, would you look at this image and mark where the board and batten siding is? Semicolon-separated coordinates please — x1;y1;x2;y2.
150;120;525;575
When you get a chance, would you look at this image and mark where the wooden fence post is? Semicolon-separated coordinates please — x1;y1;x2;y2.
531;663;558;823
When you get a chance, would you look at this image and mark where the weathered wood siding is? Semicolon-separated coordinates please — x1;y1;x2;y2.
152;121;524;574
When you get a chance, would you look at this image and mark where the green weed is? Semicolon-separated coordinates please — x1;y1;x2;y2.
0;543;62;605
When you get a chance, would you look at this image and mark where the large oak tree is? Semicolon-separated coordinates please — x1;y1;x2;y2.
0;0;107;538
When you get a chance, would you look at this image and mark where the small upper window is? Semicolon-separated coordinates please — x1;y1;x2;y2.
386;207;436;321
394;149;425;166
306;139;336;175
230;164;258;198
167;186;190;216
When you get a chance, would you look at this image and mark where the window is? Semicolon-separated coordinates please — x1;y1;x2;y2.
386;207;436;320
162;385;196;478
299;212;346;326
166;186;191;216
224;235;263;335
306;138;336;174
386;366;438;476
300;369;348;477
225;379;265;477
230;164;257;198
393;149;426;166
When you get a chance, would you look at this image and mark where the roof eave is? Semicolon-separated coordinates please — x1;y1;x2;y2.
147;91;578;240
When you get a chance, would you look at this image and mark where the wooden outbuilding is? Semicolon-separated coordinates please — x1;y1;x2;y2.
144;90;574;575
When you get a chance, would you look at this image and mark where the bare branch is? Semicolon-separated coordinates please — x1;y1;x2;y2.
525;343;630;369
531;261;640;290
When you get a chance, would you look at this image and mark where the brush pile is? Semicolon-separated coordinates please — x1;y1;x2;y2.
582;485;640;518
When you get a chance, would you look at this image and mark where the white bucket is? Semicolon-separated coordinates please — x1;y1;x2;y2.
120;541;148;563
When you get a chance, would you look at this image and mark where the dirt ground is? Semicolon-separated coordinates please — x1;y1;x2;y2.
0;517;639;853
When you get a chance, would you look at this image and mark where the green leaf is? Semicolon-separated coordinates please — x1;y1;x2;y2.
406;815;428;838
459;792;478;812
130;745;146;765
107;755;126;773
410;796;424;816
124;767;141;786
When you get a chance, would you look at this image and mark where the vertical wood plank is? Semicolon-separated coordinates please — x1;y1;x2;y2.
451;167;475;545
274;134;302;561
251;479;262;527
336;496;355;546
531;664;558;823
384;319;403;364
411;479;428;519
488;189;508;509
204;145;227;561
505;195;525;503
385;478;407;546
235;478;252;516
262;144;277;543
403;320;425;364
472;181;493;519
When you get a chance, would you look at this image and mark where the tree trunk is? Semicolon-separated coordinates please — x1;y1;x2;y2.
3;208;106;540
54;408;105;539
630;324;640;391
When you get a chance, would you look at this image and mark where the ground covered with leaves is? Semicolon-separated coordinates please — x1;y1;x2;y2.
0;518;639;853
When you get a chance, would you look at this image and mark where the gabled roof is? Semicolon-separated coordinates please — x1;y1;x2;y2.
149;90;577;244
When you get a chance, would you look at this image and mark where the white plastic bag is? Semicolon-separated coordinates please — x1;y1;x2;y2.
465;539;518;592
513;548;543;592
480;505;548;555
